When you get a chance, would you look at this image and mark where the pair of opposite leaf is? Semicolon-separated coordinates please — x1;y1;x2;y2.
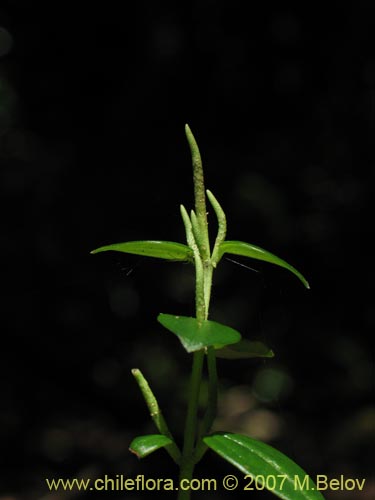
90;238;309;289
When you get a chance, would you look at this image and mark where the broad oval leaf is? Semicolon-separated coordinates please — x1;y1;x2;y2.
204;433;325;500
218;241;310;289
157;314;241;353
129;434;173;459
90;240;193;262
216;339;274;359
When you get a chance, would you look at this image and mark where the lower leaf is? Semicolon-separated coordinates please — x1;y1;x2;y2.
129;434;174;459
215;339;274;359
204;433;325;500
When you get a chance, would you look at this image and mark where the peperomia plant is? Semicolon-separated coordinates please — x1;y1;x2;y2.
91;125;325;500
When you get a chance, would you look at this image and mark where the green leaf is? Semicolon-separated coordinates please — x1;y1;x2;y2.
129;434;174;459
204;433;325;500
90;240;193;262
157;314;241;353
218;241;310;289
215;339;274;359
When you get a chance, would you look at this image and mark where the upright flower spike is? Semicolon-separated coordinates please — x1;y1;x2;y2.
185;124;210;262
131;369;181;464
180;204;206;322
206;189;227;268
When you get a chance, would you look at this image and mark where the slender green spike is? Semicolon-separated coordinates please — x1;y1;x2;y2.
180;204;196;250
184;124;206;223
185;124;210;261
180;205;206;322
206;190;227;267
131;368;181;464
190;209;207;258
190;210;201;248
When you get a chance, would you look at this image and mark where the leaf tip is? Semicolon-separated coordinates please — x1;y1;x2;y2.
90;246;108;255
128;447;141;459
300;275;310;289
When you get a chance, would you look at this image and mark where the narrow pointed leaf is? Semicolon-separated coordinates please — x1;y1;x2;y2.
204;433;325;500
216;339;274;359
219;241;310;289
157;314;241;353
90;240;193;262
129;434;174;459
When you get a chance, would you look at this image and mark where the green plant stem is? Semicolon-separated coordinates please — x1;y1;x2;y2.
192;346;218;465
203;346;218;433
178;350;204;500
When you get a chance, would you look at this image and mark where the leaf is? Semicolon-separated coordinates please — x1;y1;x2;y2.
90;240;193;262
204;433;325;500
129;434;174;459
215;339;274;359
157;314;241;353
218;241;310;289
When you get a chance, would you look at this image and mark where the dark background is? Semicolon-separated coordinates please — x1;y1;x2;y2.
0;1;373;499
